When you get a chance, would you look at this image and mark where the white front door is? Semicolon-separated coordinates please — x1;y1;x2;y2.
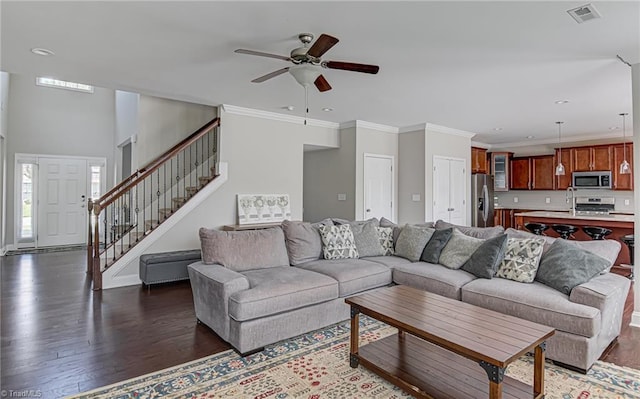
364;154;393;221
37;157;88;246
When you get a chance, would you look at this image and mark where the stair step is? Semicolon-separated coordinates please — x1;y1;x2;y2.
185;186;199;197
145;220;159;230
172;197;188;208
198;176;213;187
159;208;173;218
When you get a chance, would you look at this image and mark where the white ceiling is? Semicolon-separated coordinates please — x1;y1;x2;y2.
2;1;638;146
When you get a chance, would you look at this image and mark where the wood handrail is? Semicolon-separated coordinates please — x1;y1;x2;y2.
95;117;220;210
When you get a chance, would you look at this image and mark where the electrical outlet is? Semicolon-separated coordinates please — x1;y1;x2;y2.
545;197;551;204
337;194;346;201
625;199;630;206
412;194;421;202
513;197;519;203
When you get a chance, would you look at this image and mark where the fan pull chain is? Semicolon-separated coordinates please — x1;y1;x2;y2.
304;85;308;125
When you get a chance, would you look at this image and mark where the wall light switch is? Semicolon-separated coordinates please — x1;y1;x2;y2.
412;194;421;202
625;199;630;206
513;197;519;203
337;194;347;201
545;197;551;204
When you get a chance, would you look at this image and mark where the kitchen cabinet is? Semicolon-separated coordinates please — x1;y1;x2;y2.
510;155;555;190
572;145;611;172
491;152;511;192
554;148;573;190
494;208;514;229
471;147;488;174
612;143;634;190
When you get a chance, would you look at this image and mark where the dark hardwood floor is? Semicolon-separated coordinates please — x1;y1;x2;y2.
0;250;638;398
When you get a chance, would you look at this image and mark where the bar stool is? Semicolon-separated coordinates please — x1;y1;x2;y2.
552;224;578;240
524;222;549;235
583;226;613;240
621;234;634;280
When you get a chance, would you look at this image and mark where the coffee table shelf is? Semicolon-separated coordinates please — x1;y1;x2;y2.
359;333;532;399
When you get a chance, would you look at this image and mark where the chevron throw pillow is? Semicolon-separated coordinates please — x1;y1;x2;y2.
319;224;359;260
496;237;545;283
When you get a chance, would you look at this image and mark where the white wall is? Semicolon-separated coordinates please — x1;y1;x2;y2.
398;130;425;224
355;127;398;221
137;95;216;168
1;72;8;137
425;128;473;223
0;72;9;251
303;127;356;222
114;90;140;181
6;73;116;245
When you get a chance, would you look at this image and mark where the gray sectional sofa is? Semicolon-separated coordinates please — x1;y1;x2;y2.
188;218;631;372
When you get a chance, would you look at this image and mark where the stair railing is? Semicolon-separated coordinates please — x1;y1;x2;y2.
87;117;220;290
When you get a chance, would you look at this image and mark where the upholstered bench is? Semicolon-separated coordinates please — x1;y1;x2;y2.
139;249;201;286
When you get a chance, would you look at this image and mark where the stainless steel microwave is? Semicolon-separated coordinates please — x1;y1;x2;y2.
572;171;612;189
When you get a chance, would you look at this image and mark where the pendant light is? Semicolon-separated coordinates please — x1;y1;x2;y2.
619;113;631;174
555;121;565;176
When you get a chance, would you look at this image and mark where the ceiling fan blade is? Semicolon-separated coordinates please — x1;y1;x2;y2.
251;67;290;83
324;61;379;74
307;34;339;58
235;49;291;62
314;75;332;92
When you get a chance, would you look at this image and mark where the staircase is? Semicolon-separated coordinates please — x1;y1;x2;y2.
87;118;221;290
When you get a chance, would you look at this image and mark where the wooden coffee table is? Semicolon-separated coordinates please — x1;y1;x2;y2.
345;285;555;399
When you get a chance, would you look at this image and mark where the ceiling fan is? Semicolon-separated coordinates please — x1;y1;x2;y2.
235;33;380;92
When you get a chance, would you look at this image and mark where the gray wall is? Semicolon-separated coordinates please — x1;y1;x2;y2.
303;127;357;222
398;130;425;223
137;95;216;168
1;72;9;251
6;73;116;245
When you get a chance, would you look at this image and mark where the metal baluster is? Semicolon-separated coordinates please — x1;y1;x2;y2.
195;136;199;186
143;177;146;236
206;129;210;177
182;149;186;200
163;163;167;221
176;152;180;209
156;169;161;226
135;183;140;242
149;171;153;230
120;195;123;255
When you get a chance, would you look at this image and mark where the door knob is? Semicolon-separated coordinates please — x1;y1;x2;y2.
366;209;371;212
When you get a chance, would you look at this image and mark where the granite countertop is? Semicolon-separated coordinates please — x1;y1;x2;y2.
513;210;635;223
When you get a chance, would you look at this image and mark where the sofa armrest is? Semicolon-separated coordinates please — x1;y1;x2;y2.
570;273;631;339
188;261;250;341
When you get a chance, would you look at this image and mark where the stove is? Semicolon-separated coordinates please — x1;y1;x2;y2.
574;197;615;215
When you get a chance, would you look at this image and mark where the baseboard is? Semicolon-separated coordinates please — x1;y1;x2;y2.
1;244;15;256
631;311;640;328
102;273;142;290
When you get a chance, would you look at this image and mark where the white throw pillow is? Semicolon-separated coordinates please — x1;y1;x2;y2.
318;224;359;260
496;237;545;283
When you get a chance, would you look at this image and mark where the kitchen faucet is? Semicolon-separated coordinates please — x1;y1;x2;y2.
566;186;576;215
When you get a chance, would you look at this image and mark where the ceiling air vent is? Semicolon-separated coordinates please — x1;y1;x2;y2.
567;4;602;24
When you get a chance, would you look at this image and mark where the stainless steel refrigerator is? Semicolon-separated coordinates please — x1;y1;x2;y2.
471;174;495;227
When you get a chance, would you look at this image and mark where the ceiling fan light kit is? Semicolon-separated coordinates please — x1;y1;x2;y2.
555;121;565;176
619;113;631;175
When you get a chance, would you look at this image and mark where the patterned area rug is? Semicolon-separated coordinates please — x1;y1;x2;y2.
69;316;640;399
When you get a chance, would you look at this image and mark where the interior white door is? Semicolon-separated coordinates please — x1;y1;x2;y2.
433;156;467;225
363;155;393;221
37;157;88;246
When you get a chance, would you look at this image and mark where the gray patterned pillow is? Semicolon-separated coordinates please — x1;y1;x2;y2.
318;224;359;260
438;229;484;269
496;237;545;283
395;225;435;261
349;221;384;257
376;227;394;256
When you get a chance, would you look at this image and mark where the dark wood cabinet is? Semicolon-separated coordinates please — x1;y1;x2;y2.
510;155;555;190
494;208;514;229
491;152;511;192
554;148;573;190
613;143;634;190
471;147;488;174
572;145;611;171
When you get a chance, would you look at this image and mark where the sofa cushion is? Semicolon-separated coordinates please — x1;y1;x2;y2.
228;267;338;322
364;255;413;269
567;239;621;273
435;220;504;239
461;278;600;337
297;259;392;297
377;227;395;256
438;229;484;269
350;221;385;257
380;218;434;247
199;227;290;272
420;228;453;264
535;239;612;295
318;224;359;260
496;237;545;283
281;219;333;266
461;234;508;279
395;225;434;262
393;262;477;300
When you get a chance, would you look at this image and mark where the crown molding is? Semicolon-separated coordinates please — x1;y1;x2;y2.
490;130;625;149
399;123;426;133
339;120;399;133
426;123;476;138
221;104;340;129
471;141;492;149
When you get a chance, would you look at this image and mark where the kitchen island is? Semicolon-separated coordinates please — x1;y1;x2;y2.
514;211;634;265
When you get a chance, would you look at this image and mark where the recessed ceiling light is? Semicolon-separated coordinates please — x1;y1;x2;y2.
31;47;54;56
526;135;534;139
493;127;503;131
322;107;333;112
555;100;569;104
609;126;620;130
283;105;295;111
